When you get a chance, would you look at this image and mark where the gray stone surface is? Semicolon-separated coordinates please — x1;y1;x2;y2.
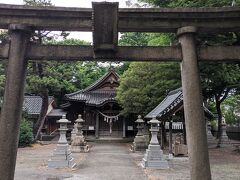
15;143;147;180
131;115;148;152
207;122;217;148
217;123;231;148
0;25;31;180
48;115;75;168
141;118;169;169
142;144;169;169
178;26;211;180
71;115;89;153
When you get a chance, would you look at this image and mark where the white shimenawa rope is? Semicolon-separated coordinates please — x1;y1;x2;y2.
97;110;120;134
97;110;120;123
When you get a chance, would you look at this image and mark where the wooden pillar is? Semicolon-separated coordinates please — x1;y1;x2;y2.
169;119;173;156
160;121;163;149
177;26;211;180
0;24;31;180
122;118;126;138
95;111;99;139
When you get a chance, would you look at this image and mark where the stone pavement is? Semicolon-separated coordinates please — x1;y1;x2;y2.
14;142;240;180
14;143;147;180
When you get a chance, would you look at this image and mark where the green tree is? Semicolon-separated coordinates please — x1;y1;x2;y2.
19;118;33;147
139;0;240;142
116;62;181;116
222;95;240;125
139;0;240;7
117;23;178;116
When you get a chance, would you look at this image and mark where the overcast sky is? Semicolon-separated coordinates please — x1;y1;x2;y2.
0;0;128;42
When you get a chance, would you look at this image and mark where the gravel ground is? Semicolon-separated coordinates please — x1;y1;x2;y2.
15;143;147;180
14;143;240;180
131;145;240;180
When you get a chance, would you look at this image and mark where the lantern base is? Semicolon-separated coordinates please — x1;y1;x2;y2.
131;135;148;152
48;144;76;168
141;144;169;169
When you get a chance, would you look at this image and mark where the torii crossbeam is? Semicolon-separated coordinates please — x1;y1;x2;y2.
0;2;240;180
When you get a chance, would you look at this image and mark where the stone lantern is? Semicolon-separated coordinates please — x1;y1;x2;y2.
130;115;148;152
48;115;75;168
71;114;89;153
142;117;169;169
76;114;84;136
217;117;230;148
206;121;216;147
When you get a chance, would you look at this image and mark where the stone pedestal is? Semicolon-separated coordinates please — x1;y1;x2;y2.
71;123;78;141
206;122;216;148
142;144;169;169
141;118;169;169
48;115;76;168
131;115;148;152
143;124;150;143
217;121;230;148
71;114;89;153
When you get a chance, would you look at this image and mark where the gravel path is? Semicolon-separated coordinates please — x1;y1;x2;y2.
67;143;147;180
14;143;147;180
14;142;240;180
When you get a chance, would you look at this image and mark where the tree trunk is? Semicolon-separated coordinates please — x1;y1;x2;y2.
215;98;222;139
33;89;48;141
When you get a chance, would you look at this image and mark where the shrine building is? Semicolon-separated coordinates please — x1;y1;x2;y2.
61;68;133;139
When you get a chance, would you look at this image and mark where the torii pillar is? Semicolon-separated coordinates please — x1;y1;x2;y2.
177;26;211;180
0;24;32;180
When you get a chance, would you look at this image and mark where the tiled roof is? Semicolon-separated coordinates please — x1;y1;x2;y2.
145;88;214;119
145;88;183;119
82;68;119;92
65;68;119;106
65;90;116;106
23;96;54;115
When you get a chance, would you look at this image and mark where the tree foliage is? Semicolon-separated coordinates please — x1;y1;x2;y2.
19;118;33;147
139;0;240;7
222;95;240;125
116;62;181;115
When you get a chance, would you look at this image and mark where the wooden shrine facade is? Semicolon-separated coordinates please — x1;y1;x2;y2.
62;68;132;138
0;2;240;180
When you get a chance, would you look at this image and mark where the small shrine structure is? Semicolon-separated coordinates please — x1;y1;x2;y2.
62;68;132;139
145;88;214;156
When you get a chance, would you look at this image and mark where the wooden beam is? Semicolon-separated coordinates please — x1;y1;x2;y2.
1;44;240;62
0;4;240;33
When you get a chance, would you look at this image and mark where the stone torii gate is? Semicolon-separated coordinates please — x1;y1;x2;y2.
0;2;240;180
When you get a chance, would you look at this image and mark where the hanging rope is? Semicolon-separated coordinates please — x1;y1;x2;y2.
97;110;121;134
97;110;120;123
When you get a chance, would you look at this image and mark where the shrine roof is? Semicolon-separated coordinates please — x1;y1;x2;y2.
65;68;119;106
23;96;54;115
65;90;117;107
145;88;214;120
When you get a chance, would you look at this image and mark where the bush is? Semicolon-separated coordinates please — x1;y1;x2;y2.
18;119;33;147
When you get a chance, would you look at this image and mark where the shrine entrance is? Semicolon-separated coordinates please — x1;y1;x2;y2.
0;2;240;180
98;110;122;137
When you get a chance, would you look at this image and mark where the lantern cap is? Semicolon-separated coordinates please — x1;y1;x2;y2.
75;114;85;123
135;115;144;123
57;115;70;123
149;117;160;124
